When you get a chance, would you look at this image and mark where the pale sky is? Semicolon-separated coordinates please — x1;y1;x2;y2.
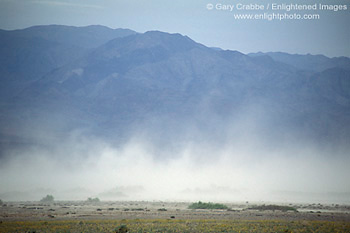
0;0;349;57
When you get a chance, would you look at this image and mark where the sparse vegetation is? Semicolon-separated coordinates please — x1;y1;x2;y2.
0;199;3;206
188;201;228;210
0;219;348;232
248;204;298;212
115;224;128;233
131;208;144;211
86;197;100;203
40;194;54;203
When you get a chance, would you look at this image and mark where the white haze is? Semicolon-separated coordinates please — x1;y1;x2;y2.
1;127;349;204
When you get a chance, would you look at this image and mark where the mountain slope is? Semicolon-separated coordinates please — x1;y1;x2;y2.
1;27;350;155
249;52;350;72
8;25;137;49
0;25;137;100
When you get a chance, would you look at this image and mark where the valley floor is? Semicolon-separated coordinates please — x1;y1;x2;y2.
1;201;350;232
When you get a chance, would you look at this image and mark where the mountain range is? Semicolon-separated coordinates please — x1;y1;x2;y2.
1;25;349;156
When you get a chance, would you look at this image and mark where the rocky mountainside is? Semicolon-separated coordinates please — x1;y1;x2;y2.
0;25;136;100
249;52;350;73
1;26;349;156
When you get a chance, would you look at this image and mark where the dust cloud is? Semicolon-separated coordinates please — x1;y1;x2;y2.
0;126;349;204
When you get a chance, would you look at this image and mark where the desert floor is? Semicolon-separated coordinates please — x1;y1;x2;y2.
1;201;350;232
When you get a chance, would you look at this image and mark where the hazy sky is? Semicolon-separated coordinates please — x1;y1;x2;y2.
0;0;349;57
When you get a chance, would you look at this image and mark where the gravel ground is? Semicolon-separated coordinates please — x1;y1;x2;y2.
1;201;350;222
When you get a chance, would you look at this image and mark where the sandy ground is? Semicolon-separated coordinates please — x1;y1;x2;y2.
1;201;350;222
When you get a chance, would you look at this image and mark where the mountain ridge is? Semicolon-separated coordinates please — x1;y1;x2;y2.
249;51;350;72
0;25;137;100
1;25;350;156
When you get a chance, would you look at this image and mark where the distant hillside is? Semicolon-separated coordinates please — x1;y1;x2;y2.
0;25;136;100
7;24;137;48
1;26;350;157
249;52;350;72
